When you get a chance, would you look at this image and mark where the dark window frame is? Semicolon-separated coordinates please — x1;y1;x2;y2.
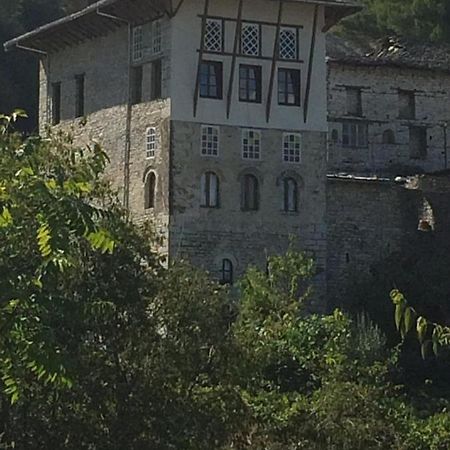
199;60;223;99
239;64;262;103
51;82;61;125
409;126;427;160
75;74;85;118
278;68;301;106
342;122;368;148
201;171;220;208
241;174;259;211
131;65;143;104
150;59;162;100
283;177;298;213
221;259;234;285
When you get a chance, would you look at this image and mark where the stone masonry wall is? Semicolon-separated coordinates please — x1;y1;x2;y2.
169;121;328;310
327;62;450;175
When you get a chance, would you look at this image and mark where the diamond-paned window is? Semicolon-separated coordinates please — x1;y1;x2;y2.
132;26;143;62
241;23;260;56
201;125;219;156
146;127;157;159
279;27;298;60
283;133;301;163
152;19;162;54
242;129;261;160
204;19;223;52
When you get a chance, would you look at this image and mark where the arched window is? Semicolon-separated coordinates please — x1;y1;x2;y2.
221;259;233;285
241;174;259;211
144;172;156;209
283;178;298;212
382;129;395;145
201;172;219;208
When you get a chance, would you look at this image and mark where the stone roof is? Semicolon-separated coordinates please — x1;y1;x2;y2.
327;33;450;73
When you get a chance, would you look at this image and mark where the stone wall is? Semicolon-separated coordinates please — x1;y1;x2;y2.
327;61;450;175
169;120;328;309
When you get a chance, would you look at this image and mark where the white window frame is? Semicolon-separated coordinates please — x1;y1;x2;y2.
282;133;302;164
279;27;298;60
241;23;260;56
242;129;261;160
152;19;162;54
200;172;219;208
200;125;220;157
146;127;157;159
204;18;223;53
132;26;143;62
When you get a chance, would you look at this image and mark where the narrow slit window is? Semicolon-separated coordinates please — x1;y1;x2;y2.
151;59;162;100
51;82;61;125
242;129;261;160
283;178;298;213
221;259;234;285
152;19;162;54
131;66;143;104
409;126;427;160
146;127;157;159
399;90;416;119
201;172;219;208
201;126;219;156
346;87;362;116
75;74;85;118
144;172;156;210
241;174;259;211
283;133;301;163
132;26;143;62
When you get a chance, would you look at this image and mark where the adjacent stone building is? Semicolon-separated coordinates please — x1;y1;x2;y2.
5;0;360;309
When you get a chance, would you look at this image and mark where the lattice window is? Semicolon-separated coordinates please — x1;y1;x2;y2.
152;19;162;54
241;23;260;56
132;26;143;62
242;129;261;160
146;127;157;159
279;27;297;60
201;125;219;156
204;19;223;52
283;133;302;163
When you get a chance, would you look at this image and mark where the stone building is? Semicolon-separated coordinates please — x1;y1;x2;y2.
5;0;360;308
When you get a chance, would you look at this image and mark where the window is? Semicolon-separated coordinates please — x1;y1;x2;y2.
146;127;157;159
144;172;156;209
152;19;162;54
241;174;259;211
201;125;219;156
242;129;261;160
346;87;362;116
204;19;223;52
200;61;223;99
409;126;427;160
279;27;298;60
278;68;300;106
283;178;298;213
241;23;260;56
132;26;143;62
221;259;234;285
331;129;339;143
201;172;219;208
342;122;368;148
399;90;415;119
283;133;301;163
239;65;262;103
382;129;395;144
151;59;162;100
131;66;143;104
75;74;85;118
51;82;61;125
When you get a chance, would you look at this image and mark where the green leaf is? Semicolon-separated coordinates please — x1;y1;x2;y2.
395;303;405;332
0;207;13;227
417;317;428;344
404;307;416;334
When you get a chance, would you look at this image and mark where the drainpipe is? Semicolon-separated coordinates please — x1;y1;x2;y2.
96;9;133;212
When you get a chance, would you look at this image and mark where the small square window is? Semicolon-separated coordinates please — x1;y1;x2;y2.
283;133;302;163
204;19;223;52
241;23;260;56
278;68;300;106
201;126;219;156
239;65;262;103
199;61;223;99
242;129;261;160
279;28;298;60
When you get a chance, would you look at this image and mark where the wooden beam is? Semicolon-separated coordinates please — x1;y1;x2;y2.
170;0;186;18
197;14;303;29
226;0;244;119
198;49;304;63
265;0;283;123
303;5;318;124
193;0;210;117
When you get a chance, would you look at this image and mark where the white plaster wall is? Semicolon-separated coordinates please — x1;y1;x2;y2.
170;0;328;131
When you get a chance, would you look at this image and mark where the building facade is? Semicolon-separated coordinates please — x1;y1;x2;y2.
5;0;359;309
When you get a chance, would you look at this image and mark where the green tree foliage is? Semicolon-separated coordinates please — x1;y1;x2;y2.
342;0;450;43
